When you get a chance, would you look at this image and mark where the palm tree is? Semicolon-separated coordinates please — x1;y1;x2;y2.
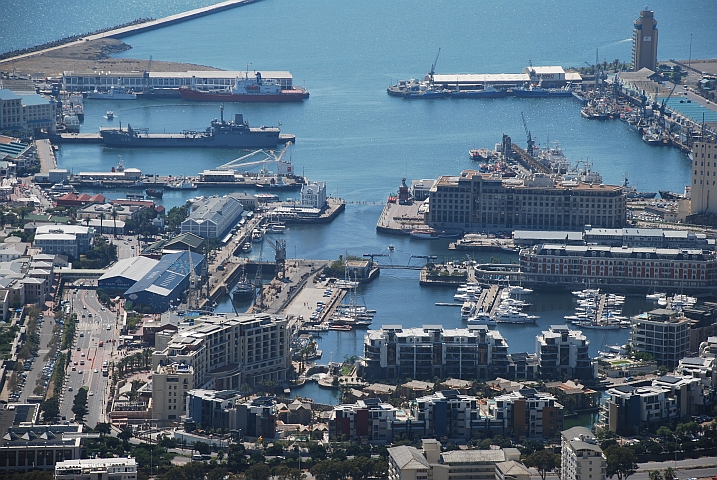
111;208;118;237
83;216;90;228
98;213;105;235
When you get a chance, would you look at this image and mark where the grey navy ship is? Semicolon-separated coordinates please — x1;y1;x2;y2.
100;107;294;148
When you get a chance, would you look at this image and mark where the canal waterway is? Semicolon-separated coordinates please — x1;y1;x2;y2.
4;0;717;406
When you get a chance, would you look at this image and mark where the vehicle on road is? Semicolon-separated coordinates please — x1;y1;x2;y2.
89;391;94;396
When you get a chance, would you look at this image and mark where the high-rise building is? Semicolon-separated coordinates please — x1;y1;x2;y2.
690;141;717;214
632;9;658;72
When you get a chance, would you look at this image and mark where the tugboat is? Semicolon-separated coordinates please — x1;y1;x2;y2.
232;270;255;301
145;188;164;198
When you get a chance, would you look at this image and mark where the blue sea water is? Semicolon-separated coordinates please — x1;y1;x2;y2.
4;0;717;404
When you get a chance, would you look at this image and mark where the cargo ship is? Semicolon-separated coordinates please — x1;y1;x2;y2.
179;71;309;102
100;107;295;148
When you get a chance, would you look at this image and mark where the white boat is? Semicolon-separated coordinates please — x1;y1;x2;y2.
493;310;538;324
467;312;496;326
87;85;137;100
506;285;533;296
409;229;437;240
49;182;77;195
167;177;197;189
575;321;621;330
461;301;476;320
64;114;80;133
646;292;665;301
241;242;252;253
251;228;264;243
267;223;286;234
105;111;114;120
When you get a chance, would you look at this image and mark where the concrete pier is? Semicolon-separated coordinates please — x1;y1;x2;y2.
35;139;57;173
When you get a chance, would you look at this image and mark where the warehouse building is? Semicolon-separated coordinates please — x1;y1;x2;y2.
124;251;204;313
181;194;244;239
98;256;159;293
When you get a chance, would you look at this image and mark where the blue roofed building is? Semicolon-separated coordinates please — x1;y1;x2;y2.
124;251;204;313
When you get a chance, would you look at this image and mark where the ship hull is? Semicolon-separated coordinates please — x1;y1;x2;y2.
100;131;294;148
179;88;308;102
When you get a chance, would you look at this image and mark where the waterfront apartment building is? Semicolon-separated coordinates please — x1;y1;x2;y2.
185;390;278;439
520;244;717;292
487;388;564;439
599;384;678;434
536;326;594;381
690;141;717;215
561;426;606;480
363;324;509;381
181;194;244;239
426;171;625;232
152;313;290;424
632;9;658;72
629;309;690;369
411;390;483;440
54;457;137;480
330;398;402;443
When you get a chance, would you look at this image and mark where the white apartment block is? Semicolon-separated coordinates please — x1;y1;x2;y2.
0;90;55;135
561;426;606;480
33;225;93;258
152;362;194;424
54;457;137;480
152;313;290;423
363;324;509;380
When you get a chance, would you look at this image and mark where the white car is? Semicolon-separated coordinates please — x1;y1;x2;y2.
89;391;94;396
94;369;98;373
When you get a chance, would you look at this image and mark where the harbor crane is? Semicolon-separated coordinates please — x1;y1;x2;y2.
428;48;441;84
521;112;536;156
659;83;678;118
215;142;294;176
265;238;287;279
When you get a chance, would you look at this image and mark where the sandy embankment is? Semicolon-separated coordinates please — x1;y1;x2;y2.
1;38;221;77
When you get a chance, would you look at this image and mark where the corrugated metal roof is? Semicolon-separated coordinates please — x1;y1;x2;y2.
99;256;158;283
125;251;203;297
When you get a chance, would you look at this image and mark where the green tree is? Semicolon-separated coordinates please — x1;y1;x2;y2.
95;422;112;435
663;467;676;480
524;450;559;480
649;471;663;480
656;425;672;438
41;397;60;421
605;445;638;480
245;463;271;480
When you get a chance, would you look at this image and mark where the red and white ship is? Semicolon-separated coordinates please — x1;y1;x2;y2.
179;71;309;102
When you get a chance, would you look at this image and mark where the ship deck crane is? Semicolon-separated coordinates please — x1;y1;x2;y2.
428;48;441;84
659;83;678;117
521;112;536;156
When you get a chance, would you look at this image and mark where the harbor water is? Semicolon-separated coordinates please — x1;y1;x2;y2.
4;1;717;405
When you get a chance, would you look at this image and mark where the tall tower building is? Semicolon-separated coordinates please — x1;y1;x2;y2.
632;9;658;71
691;141;717;214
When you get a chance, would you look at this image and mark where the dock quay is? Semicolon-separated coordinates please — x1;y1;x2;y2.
376;199;428;234
36;139;57;174
449;236;516;252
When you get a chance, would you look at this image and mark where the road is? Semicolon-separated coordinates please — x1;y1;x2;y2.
112;235;141;260
18;311;55;403
59;288;121;427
